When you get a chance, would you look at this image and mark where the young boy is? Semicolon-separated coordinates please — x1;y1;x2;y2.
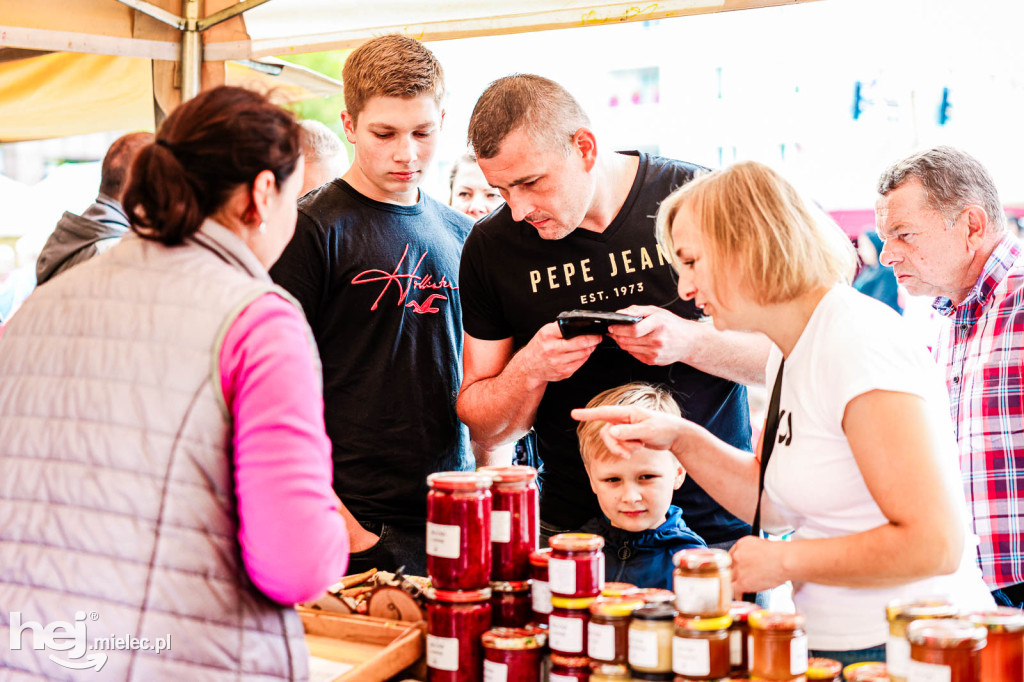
577;383;706;589
270;35;473;576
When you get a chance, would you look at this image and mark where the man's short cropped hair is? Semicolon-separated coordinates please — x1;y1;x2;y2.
100;131;154;200
468;74;590;160
341;34;445;123
298;119;344;162
877;146;1005;232
656;161;855;307
577;383;680;467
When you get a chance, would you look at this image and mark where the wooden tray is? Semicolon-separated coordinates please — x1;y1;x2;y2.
300;608;425;681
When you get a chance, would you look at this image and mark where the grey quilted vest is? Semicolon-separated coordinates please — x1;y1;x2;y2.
0;221;311;681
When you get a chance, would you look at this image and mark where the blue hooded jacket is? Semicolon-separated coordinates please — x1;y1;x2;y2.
578;505;706;590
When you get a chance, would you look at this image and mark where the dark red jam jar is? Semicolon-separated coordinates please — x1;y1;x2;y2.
481;626;546;682
426;471;493;590
491;580;533;628
549;596;595;657
549;654;591;682
907;618;986;682
479;465;539;582
529;549;552;626
548;533;604;598
426;587;493;682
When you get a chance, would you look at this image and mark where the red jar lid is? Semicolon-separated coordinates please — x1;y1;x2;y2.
842;662;888;682
481;626;546;650
427;471;493;491
490;580;531;593
748;610;805;631
964;607;1024;633
478;465;538;484
885;597;956;622
906;618;988;648
673;547;732;570
430;587;492;603
729;600;760;623
529;548;551;566
633;588;675;605
601;582;639;597
549;532;604;552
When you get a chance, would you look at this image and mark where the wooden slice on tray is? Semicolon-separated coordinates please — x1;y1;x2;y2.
367;586;424;622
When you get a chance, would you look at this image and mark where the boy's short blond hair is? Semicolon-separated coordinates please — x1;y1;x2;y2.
341;34;445;123
577;383;681;467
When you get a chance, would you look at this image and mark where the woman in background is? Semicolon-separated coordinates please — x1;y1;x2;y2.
449;149;503;220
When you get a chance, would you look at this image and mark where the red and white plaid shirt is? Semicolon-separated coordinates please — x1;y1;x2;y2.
934;234;1024;589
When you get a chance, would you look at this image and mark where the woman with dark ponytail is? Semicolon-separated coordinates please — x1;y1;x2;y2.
0;86;348;680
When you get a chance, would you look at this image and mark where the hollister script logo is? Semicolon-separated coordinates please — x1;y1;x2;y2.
351;244;457;314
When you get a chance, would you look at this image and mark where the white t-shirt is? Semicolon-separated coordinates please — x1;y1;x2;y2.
760;285;992;651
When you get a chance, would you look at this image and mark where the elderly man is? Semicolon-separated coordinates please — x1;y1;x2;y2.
297;119;349;195
876;146;1024;608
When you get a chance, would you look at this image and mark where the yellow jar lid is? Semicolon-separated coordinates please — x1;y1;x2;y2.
674;614;733;631
551;595;597;610
590;596;645;617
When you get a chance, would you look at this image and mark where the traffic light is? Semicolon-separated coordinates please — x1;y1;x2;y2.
938;87;952;125
852;81;864;120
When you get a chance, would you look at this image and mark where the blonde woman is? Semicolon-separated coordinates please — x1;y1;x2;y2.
572;160;991;666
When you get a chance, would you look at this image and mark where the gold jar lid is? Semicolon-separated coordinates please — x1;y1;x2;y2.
885;597;957;622
964;607;1024;633
674;614;733;631
590;596;645;617
550;595;597;610
673;547;732;570
748;610;805;631
549;532;604;552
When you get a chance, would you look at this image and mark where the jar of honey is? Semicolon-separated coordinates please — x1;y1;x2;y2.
672;548;732;617
528;548;551;626
549;596;595;657
884;598;957;682
629;604;676;674
478;465;539;582
548;533;605;598
842;662;889;681
728;600;759;674
964;607;1024;682
588;596;645;664
906;618;986;682
672;614;732;680
748;610;808;681
481;626;546;682
426;587;493;682
426;472;493;590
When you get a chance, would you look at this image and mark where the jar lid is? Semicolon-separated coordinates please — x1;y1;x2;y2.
590;596;645;617
549;653;590;668
550;595;596;610
549;532;604;552
631;604;676;621
842;662;888;682
748;610;805;631
885;597;957;622
629;672;674;681
964;607;1024;633
601;581;639;597
427;471;493;491
633;587;675;605
590;662;631;677
673;547;732;570
478;464;538;484
430;587;492;603
807;657;843;679
906;618;988;648
729;600;760;622
490;580;531;593
529;548;551;566
480;626;546;650
674;614;733;631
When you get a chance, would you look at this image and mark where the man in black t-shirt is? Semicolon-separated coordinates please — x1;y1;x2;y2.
458;75;771;547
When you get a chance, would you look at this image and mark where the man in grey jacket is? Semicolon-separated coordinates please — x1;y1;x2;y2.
35;131;153;285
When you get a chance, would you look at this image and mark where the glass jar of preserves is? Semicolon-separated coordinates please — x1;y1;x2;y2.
672;548;732;617
426;472;493;590
491;580;533;628
748;610;808;681
426;587;493;682
481;626;546;682
964;607;1024;682
601;582;639;598
842;662;889;681
479;465;539;582
588;596;645;664
728;600;759;674
885;598;956;682
629;604;676;673
806;657;842;681
672;614;732;680
906;618;986;682
549;596;595;657
548;533;605;598
549;654;591;682
635;588;677;607
590;663;631;681
528;549;551;626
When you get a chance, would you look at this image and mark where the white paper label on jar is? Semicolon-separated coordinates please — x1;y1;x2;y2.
729;629;742;666
531;579;552;614
673;575;721;613
483;659;508;682
887;635;911;677
747;634;755;669
597;552;606;589
672;635;711;675
426;522;460;559
550;675;576;682
547;557;576;595
907;660;952;682
628;627;658;669
548;614;584;653
491;510;512;544
426;634;459;672
588;621;616;660
790;634;809;675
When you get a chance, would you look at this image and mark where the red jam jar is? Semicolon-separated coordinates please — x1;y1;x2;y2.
548;533;605;598
588;596;645;664
672;548;732;617
479;465;539;582
601;582;639;598
529;549;552;626
481;626;546;682
748;610;808;681
426;472;493;590
549;596;595;657
842;662;889;681
672;614;733;680
965;607;1024;682
491;580;533;628
549;654;591;681
906;618;986;682
728;600;759;674
426;587;493;682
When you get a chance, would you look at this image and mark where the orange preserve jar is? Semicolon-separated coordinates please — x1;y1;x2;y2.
964;607;1024;682
842;662;888;681
728;600;759;674
548;533;605;598
748;610;808;681
426;472;492;590
481;626;546;682
672;548;732;616
906;619;986;682
884;598;956;682
672;614;733;680
588;596;644;664
478;465;539;582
